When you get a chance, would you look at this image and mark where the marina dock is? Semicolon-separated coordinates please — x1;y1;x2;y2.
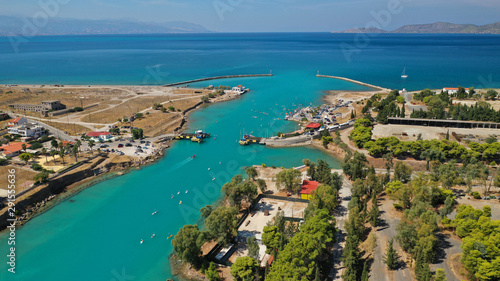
175;130;211;143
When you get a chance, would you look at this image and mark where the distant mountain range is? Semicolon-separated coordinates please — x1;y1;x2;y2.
336;21;500;34
0;16;210;36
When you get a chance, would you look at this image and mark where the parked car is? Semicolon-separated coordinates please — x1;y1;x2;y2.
118;144;124;148
125;143;132;147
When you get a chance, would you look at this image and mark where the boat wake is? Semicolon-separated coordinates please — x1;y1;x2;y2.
167;156;194;172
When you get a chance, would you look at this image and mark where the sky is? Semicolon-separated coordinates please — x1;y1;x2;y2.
1;0;500;32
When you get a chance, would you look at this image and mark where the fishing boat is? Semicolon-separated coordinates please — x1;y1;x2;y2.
179;201;183;205
401;67;408;79
152;209;158;215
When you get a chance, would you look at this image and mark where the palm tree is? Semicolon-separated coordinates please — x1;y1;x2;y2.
41;147;48;163
88;140;95;155
59;147;65;164
21;143;27;152
50;149;57;164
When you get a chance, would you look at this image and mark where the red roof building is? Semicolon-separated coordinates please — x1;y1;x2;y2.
86;131;113;141
86;132;110;137
0;142;31;157
300;180;319;200
305;122;321;129
7;117;27;127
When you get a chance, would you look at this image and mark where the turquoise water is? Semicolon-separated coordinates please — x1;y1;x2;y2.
1;33;500;280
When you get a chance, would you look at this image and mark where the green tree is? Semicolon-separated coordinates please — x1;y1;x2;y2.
484;89;498;100
51;139;58;150
230;257;259;281
245;166;258;180
206;262;221;281
204;206;238;245
50;149;57;164
33;170;49;183
350;125;372;148
247;236;260;260
19;152;32;165
361;261;369;281
262;226;282;254
41;147;48;163
342;151;368;180
58;146;65;164
131;128;144;139
200;205;213;219
172;224;202;266
275;169;302;194
384;238;398;270
256;178;267;193
434;268;447;281
370;194;380;227
88;139;95;155
394;161;412;183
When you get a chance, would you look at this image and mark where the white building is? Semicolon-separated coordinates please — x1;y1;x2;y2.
86;131;114;142
443;87;469;94
8;123;44;138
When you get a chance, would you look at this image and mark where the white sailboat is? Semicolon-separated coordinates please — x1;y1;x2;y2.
401;67;408;79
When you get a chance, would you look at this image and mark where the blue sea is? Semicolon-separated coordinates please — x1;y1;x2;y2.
0;33;499;281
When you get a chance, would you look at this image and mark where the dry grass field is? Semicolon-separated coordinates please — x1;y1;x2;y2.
125;111;184;137
0;86;128;112
44;121;92;135
0;166;38;193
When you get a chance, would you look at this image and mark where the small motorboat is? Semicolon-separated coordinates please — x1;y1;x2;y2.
212;178;215;181
152;209;158;215
167;234;173;239
208;167;210;170
185;190;188;193
140;239;143;244
177;191;180;195
171;195;174;199
191;154;196;158
179;201;182;205
151;233;155;238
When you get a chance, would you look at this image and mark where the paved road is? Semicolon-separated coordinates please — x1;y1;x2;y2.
370;196;412;281
329;171;353;280
430;233;462;281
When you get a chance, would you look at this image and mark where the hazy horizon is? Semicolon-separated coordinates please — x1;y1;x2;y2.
2;0;500;32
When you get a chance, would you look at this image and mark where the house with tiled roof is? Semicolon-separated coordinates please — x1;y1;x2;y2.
300;180;319;200
0;142;31;157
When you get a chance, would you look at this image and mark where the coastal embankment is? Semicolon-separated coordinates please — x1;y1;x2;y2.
316;74;389;91
163;73;273;87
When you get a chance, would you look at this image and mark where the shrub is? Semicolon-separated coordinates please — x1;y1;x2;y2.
471;191;481;199
31;163;43;171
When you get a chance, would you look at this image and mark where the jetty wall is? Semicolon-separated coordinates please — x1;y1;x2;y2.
316;74;389;91
163;74;273;87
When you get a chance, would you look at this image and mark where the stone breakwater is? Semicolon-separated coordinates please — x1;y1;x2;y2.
163;74;273;87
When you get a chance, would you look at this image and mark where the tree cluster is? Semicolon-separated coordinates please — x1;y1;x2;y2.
445;205;500;281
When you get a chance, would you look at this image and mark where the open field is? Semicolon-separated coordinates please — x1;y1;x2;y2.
127;111;184;137
44;121;92;135
373;124;499;143
0;166;37;195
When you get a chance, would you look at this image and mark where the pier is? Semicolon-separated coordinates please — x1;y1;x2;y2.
316;74;389;91
175;131;211;143
239;135;263;145
163;73;273;87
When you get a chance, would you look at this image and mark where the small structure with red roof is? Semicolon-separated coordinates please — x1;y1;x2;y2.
0;142;31;157
7;117;28;127
443;87;470;95
305;122;321;130
300;180;319;200
86;131;113;141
